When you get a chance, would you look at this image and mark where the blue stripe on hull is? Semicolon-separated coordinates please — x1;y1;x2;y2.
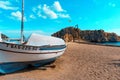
0;57;57;74
32;57;57;67
0;63;28;74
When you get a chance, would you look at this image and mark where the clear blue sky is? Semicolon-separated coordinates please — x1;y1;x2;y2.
0;0;120;37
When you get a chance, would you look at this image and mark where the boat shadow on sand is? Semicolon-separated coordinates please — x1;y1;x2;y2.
0;61;56;76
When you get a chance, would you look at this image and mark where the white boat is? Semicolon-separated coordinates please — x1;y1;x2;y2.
0;0;66;74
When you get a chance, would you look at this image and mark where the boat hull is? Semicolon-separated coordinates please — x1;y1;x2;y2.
0;48;65;74
0;57;57;74
0;49;64;63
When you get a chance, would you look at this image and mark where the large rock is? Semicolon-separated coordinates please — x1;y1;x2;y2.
105;32;118;42
63;33;73;42
52;27;119;42
80;30;107;42
52;27;81;42
80;30;119;42
118;36;120;41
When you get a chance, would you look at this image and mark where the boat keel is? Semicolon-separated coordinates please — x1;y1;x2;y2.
0;57;57;74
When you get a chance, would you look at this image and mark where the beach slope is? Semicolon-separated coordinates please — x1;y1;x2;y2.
0;42;120;80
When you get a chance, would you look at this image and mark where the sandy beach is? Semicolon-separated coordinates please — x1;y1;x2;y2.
0;42;120;80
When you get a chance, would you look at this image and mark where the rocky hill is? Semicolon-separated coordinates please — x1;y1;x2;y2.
80;30;118;42
118;36;120;41
52;27;80;42
52;26;119;42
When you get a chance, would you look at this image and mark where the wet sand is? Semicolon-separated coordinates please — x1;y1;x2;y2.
0;42;120;80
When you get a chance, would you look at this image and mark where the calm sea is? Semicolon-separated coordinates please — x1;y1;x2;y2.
100;42;120;46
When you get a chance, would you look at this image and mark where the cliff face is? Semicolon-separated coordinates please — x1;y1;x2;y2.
52;27;81;42
118;36;120;41
105;32;118;42
80;30;118;42
80;30;105;42
52;27;119;42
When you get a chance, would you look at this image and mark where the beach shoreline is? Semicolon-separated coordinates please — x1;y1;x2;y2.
75;41;120;47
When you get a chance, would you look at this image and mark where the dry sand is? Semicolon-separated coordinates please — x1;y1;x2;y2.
0;42;120;80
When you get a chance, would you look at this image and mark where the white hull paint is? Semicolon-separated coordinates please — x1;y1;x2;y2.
0;43;66;63
0;49;65;63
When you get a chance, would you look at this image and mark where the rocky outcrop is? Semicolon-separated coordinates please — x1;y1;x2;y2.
63;33;73;42
52;27;81;42
80;30;106;42
52;26;119;42
105;32;118;42
118;36;120;41
80;30;118;42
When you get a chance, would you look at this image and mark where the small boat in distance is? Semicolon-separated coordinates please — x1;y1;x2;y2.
0;0;66;74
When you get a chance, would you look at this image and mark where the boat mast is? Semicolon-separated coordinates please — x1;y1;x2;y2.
21;0;24;44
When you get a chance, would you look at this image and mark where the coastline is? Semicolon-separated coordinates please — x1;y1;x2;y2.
0;42;120;80
75;41;120;47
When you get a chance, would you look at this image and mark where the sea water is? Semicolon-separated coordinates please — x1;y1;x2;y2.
101;42;120;46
